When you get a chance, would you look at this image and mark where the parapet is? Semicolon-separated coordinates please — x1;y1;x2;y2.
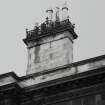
0;54;105;89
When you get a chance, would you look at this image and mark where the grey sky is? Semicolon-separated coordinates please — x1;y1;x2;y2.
0;0;105;76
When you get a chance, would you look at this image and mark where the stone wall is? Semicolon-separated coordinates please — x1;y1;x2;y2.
27;31;73;74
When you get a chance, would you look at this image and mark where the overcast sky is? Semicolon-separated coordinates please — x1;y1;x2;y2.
0;0;105;76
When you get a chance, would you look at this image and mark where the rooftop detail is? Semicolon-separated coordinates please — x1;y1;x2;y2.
23;2;78;46
0;54;105;88
23;19;77;45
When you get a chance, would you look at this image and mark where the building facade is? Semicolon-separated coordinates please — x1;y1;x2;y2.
0;2;105;105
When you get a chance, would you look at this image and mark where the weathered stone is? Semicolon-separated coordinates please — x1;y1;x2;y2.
26;31;74;74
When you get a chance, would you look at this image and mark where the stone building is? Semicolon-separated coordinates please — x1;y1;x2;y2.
0;2;105;105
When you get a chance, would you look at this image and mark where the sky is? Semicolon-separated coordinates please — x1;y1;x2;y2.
0;0;105;76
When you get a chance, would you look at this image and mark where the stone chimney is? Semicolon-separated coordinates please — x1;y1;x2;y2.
23;2;78;75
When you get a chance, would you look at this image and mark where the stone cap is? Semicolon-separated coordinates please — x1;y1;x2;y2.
23;19;78;46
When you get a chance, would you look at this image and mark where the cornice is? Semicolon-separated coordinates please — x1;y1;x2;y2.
23;19;78;46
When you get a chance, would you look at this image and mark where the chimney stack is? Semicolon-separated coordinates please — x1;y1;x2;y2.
23;1;78;75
